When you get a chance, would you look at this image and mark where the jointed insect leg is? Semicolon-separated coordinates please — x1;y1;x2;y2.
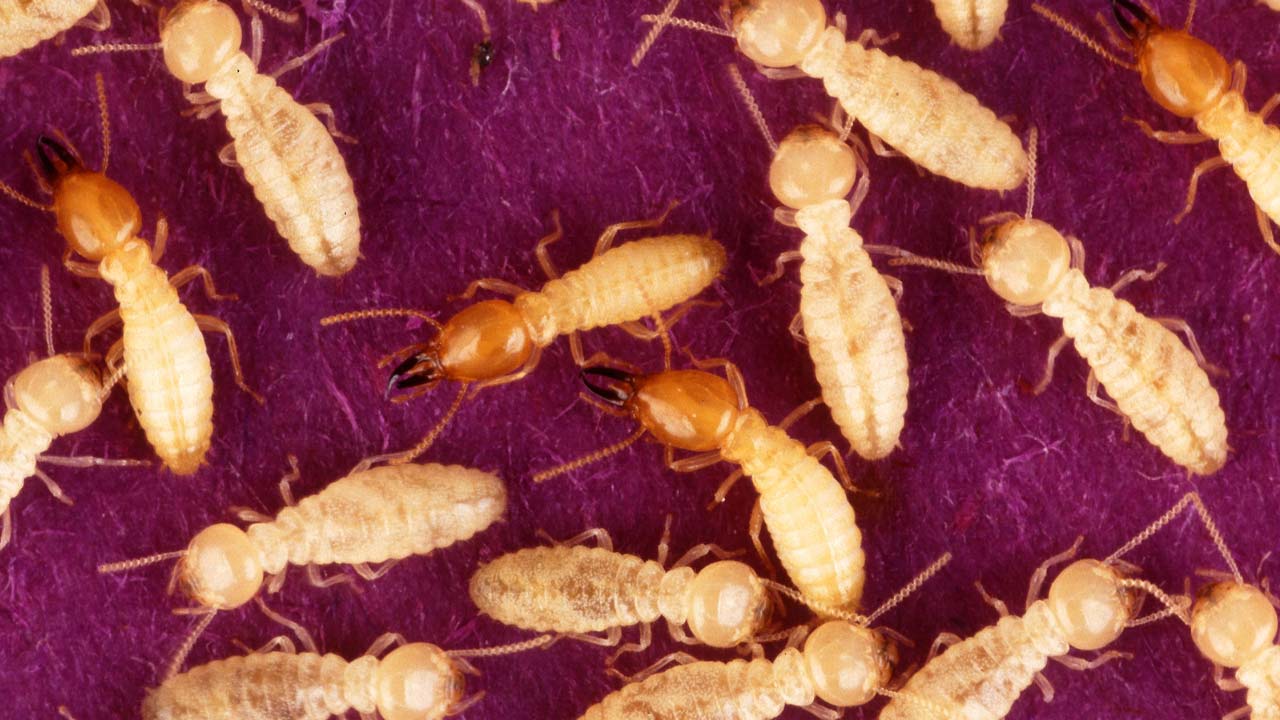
364;632;406;658
1025;536;1084;609
1086;371;1124;418
669;541;741;570
612;651;699;684
534;209;565;279
76;0;112;30
593;200;678;257
233;507;274;523
855;27;898;47
63;249;102;280
255;598;320;654
1052;650;1131;672
682;354;748;408
780;397;823;432
82;309;122;356
304;563;356;590
1224;706;1252;720
268;32;345;81
452;277;528;301
788;312;807;345
1259;93;1280;123
277;455;301;506
798;703;841;720
979;211;1022;227
250;635;297;655
568;627;623;650
748;500;777;578
867;133;901;159
607;623;653;665
353;560;401;581
974;581;1010;617
1031;334;1071;395
1067;235;1086;271
32;468;73;505
1213;665;1246;692
1173;156;1230;224
471;346;543;393
925;632;963;662
194;314;266;404
0;508;10;551
759;251;803;286
1255;205;1280;256
1154;317;1227;376
1125;117;1211;145
1033;672;1056;702
170;265;238;302
103;339;125;382
539;526;614;551
217;142;239;168
304;103;357;144
668;448;722;474
1109;262;1166;295
807;442;858;493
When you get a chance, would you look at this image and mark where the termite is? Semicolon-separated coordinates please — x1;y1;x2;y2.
729;64;908;460
469;518;771;654
0;266;147;550
536;353;866;615
633;0;1027;191
321;205;725;465
577;553;951;720
1034;0;1280;255
143;601;555;720
0;0;108;60
0;74;260;476
74;0;361;276
930;0;1008;51
889;129;1228;475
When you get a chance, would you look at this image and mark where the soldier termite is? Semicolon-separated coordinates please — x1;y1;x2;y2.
0;266;147;550
1033;0;1280;256
930;0;1009;51
321;206;725;465
576;553;951;720
73;0;361;276
469;518;771;656
536;351;866;615
0;74;260;476
0;0;109;60
633;0;1027;191
888;129;1228;476
729;64;908;461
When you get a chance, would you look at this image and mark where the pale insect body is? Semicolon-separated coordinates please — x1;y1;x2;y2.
0;0;105;59
929;0;1009;51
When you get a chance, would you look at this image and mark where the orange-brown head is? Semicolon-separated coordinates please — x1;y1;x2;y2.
37;137;141;262
387;299;535;397
582;366;741;452
1112;0;1230;118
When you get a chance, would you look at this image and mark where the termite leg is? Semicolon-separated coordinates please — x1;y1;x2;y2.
612;651;699;684
1230;60;1247;95
867;133;901;159
799;704;841;720
217;142;239;168
448;692;487;716
251;635;297;654
353;560;400;581
1033;672;1056;702
1214;665;1246;692
1224;706;1252;720
303;103;357;144
708;467;744;508
1031;334;1071;395
788;312;808;345
1173;157;1230;224
925;632;963;662
607;623;653;665
451;277;527;301
267;32;343;81
76;0;111;31
255;598;320;654
619;300;718;340
63;249;102;280
194;314;265;403
1085;371;1124;418
757;66;808;80
669;449;722;474
669;541;741;569
32;468;73;505
569;627;623;649
806;441;859;494
666;619;696;645
364;632;406;658
304;563;356;590
883;275;905;302
1109;262;1166;295
759;251;803;286
267;569;288;594
533;209;565;280
682;354;749;409
1006;302;1044;319
277;455;301;506
233;507;274;523
856;28;898;47
593;200;678;257
1255;205;1280;256
1025;537;1084;610
170;265;238;302
104;339;125;380
1154;317;1227;376
748;500;777;578
82;309;122;356
1125;117;1211;145
0;508;11;551
974;581;1010;617
780;397;824;432
1258;93;1280;123
1052;651;1131;672
538;527;614;551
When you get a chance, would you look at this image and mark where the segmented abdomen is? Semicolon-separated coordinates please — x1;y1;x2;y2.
102;245;213;476
798;28;1025;191
1198;92;1280;227
880;602;1066;720
515;234;725;346
1044;272;1227;475
207;53;361;277
1238;645;1280;720
0;408;51;511
721;410;864;611
578;651;811;720
929;0;1008;50
142;652;355;720
249;464;505;572
469;546;664;633
0;0;96;58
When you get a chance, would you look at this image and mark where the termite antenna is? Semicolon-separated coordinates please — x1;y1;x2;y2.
98;363;128;402
1107;492;1242;581
448;634;557;658
163;610;217;681
760;578;861;621
1106;492;1196;563
532;427;647;483
865;552;953;626
1120;578;1191;626
320;307;445;332
1184;493;1244;582
94;73;111;173
634;3;736;67
385;382;469;465
727;64;777;153
70;41;164;56
241;0;299;23
1023;126;1039;220
40;266;55;358
886;250;985;275
98;549;187;574
1030;4;1137;71
0;177;52;212
255;597;320;653
632;0;682;67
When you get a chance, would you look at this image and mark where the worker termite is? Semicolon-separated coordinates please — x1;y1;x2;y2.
576;553;951;720
74;0;361;276
889;129;1228;476
0;0;109;60
143;602;555;720
536;352;866;615
322;206;725;465
0;74;260;476
1034;0;1280;255
633;0;1027;191
469;518;770;655
930;0;1008;51
0;266;147;550
729;64;908;460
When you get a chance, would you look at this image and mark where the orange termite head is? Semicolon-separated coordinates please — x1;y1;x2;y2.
37;136;141;262
582;366;740;453
1112;0;1230;118
374;643;466;720
387;299;535;398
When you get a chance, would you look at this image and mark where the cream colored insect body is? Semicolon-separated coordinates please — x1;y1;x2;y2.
469;523;769;651
0;0;107;59
635;0;1027;191
930;0;1008;50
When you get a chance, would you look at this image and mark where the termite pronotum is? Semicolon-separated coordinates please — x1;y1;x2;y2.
74;0;361;276
1034;0;1280;256
729;65;908;461
929;0;1009;51
633;0;1027;191
0;75;260;476
0;0;109;60
576;553;951;720
0;267;147;550
536;352;866;615
321;205;725;465
469;517;771;655
889;129;1228;476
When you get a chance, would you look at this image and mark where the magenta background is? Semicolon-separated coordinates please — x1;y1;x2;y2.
1;0;1278;717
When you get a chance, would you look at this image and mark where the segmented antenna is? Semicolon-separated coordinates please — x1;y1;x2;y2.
1030;4;1137;71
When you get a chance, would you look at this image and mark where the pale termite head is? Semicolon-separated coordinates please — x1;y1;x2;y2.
159;0;243;84
38;137;142;262
1047;559;1139;651
375;642;465;720
802;621;895;707
176;523;264;610
1189;581;1277;668
686;560;770;647
583;367;740;452
727;0;827;68
389;299;534;396
979;218;1071;306
1112;0;1230;118
5;355;105;435
769;125;857;210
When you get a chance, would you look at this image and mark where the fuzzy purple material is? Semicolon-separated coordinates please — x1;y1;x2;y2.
1;0;1279;717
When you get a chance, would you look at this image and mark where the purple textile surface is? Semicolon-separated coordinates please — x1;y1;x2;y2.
1;0;1278;717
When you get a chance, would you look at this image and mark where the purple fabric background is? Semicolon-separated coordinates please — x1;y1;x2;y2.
1;0;1278;717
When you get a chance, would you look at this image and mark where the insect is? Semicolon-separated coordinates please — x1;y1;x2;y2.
537;354;866;615
1033;0;1280;255
0;0;108;60
143;601;554;720
929;0;1008;50
0;74;259;476
469;518;770;654
322;206;725;465
729;65;908;460
0;266;147;550
75;0;361;276
633;0;1027;191
889;130;1228;475
577;553;950;720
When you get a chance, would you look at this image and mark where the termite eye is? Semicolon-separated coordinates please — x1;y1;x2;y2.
375;643;458;720
179;523;264;610
1190;582;1277;668
581;366;637;407
1047;560;1136;651
729;0;827;68
769;125;857;210
803;622;889;707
